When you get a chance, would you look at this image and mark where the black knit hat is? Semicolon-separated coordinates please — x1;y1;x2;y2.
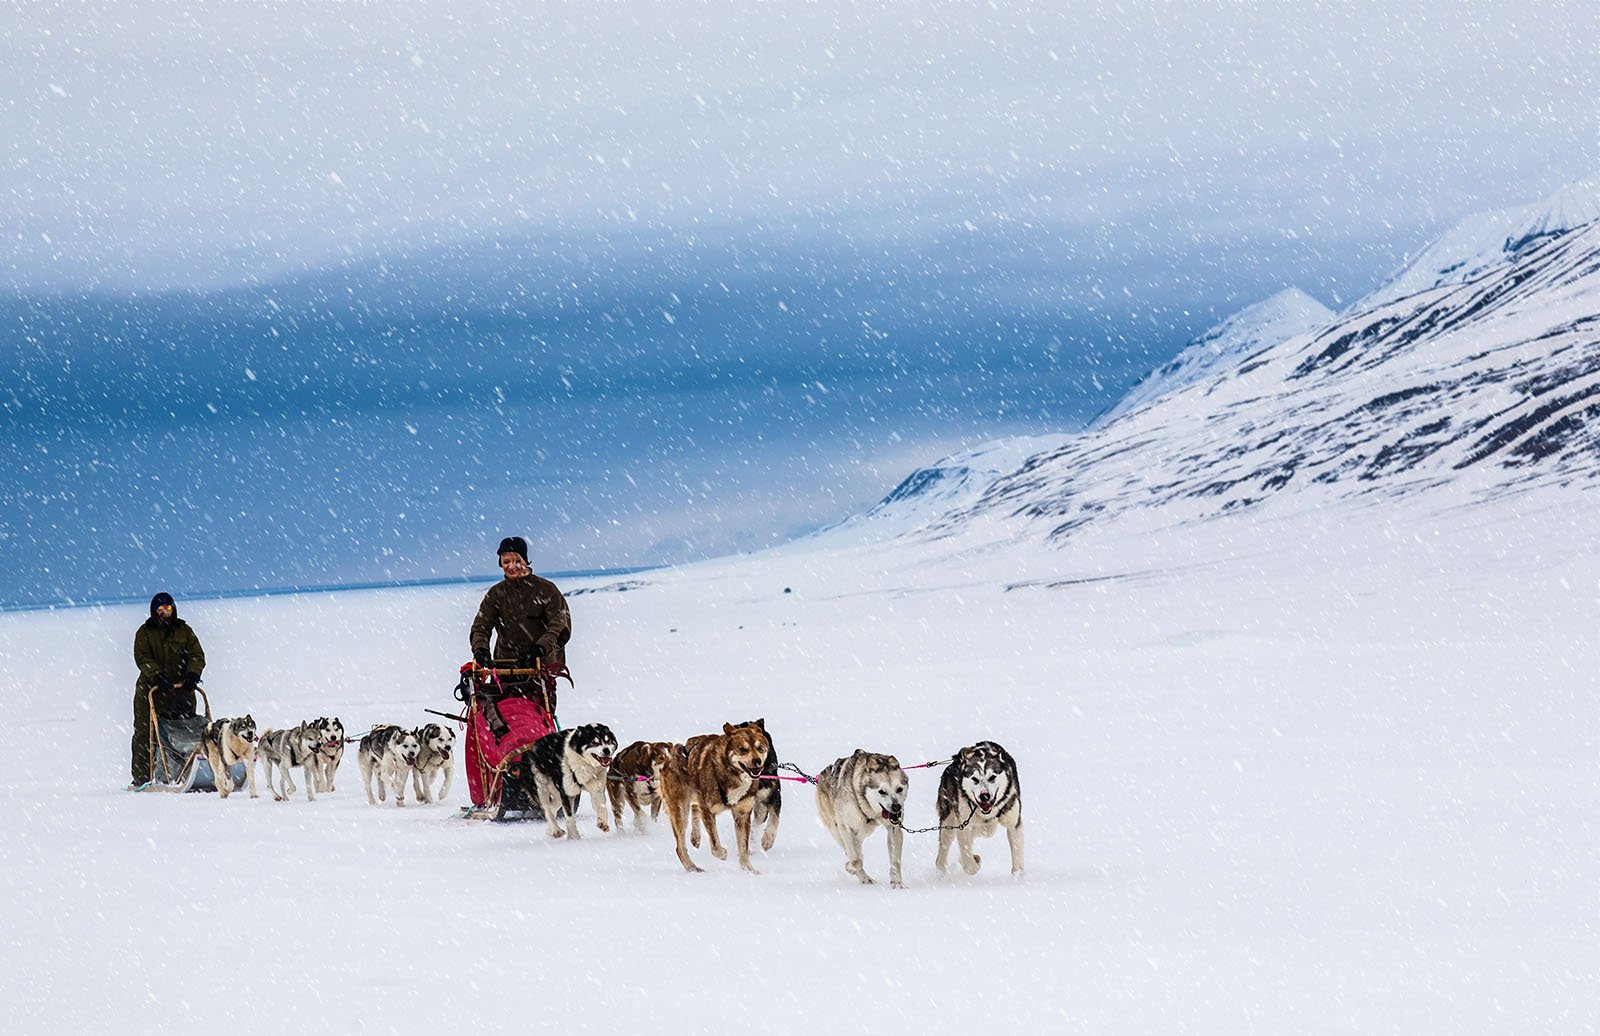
496;536;528;563
150;592;177;619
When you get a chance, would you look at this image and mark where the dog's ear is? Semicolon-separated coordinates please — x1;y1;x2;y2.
753;718;766;731
723;722;736;735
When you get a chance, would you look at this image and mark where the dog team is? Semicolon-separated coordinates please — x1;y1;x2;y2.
203;709;1023;885
197;714;455;807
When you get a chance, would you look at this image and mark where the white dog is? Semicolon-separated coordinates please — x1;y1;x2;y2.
410;722;456;804
815;749;910;888
357;724;421;807
312;716;346;793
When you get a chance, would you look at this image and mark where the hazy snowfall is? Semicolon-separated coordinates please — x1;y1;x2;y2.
2;4;1598;1034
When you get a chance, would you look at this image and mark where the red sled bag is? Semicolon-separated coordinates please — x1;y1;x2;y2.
458;663;570;808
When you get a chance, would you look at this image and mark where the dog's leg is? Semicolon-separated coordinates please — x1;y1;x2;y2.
260;756;280;802
840;824;872;884
703;805;729;861
302;761;316;802
957;823;981;875
689;803;703;849
390;764;408;807
243;750;259;799
563;790;582;839
607;780;625;832
733;800;759;874
887;823;906;889
437;764;452;803
658;775;703;873
591;780;611;833
936;822;954;875
760;793;780;853
208;747;230;798
360;757;379;805
413;767;430;804
1006;817;1024;877
535;779;566;838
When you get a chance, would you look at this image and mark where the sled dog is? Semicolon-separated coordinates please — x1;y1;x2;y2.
658;723;770;874
410;722;456;804
606;740;676;831
815;750;910;888
201;714;258;799
313;716;345;793
935;741;1024;878
525;723;618;839
688;718;782;853
256;721;323;802
357;724;422;807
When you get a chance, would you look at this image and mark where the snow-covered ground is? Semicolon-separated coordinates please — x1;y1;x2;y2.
3;482;1595;1034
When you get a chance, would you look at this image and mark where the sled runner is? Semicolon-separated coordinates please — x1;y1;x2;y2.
454;660;573;818
138;687;246;793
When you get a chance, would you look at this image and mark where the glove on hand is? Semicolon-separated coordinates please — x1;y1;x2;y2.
182;673;201;692
473;648;492;669
152;673;174;691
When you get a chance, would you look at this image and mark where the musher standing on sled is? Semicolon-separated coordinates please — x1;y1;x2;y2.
470;536;571;712
131;591;206;788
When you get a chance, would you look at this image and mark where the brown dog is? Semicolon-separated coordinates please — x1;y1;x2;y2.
658;724;770;874
688;718;782;854
607;740;675;831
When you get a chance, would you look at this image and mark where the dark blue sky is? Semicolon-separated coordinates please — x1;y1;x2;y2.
2;3;1595;607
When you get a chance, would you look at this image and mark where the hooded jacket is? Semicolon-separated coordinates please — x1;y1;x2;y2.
133;593;206;688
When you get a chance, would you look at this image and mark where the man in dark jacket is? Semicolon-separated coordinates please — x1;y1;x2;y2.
131;591;206;786
470;536;571;705
467;537;569;725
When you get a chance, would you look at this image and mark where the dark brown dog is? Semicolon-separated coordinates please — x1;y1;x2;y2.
606;740;676;830
658;724;769;874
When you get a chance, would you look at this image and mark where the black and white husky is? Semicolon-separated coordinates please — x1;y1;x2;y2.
815;749;910;888
524;723;618;839
935;741;1024;878
256;721;323;802
312;716;345;793
410;723;455;804
357;724;422;807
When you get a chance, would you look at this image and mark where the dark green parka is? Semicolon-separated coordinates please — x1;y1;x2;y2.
134;593;206;690
470;574;571;666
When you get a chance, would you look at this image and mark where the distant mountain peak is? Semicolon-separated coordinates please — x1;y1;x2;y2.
933;217;1600;550
1356;174;1600;314
1099;287;1332;425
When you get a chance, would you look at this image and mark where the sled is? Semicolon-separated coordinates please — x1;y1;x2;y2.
454;661;572;818
138;687;247;793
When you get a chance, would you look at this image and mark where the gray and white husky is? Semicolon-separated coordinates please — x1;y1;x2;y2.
357;724;422;807
935;741;1023;878
410;723;456;804
815;749;910;888
312;716;345;793
256;721;323;802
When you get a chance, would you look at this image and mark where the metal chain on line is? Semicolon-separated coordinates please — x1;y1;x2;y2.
888;799;981;836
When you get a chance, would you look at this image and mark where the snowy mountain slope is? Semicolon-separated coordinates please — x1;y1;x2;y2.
1355;175;1600;314
933;217;1600;547
803;434;1076;548
1099;288;1333;425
